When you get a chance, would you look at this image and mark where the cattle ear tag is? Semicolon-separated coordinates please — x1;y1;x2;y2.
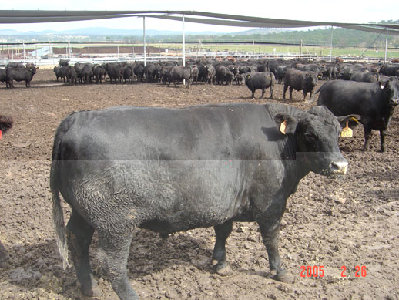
0;130;2;140
280;120;288;134
340;121;353;138
381;85;385;90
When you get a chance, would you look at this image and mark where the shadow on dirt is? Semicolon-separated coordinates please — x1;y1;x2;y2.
1;228;214;296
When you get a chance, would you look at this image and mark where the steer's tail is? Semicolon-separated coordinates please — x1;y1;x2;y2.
50;119;72;269
51;181;69;269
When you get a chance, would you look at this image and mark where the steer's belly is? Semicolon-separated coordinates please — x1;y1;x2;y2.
67;159;259;231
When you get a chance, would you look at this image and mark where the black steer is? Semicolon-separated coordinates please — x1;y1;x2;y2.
93;65;106;84
54;66;66;82
0;69;7;86
167;66;192;88
317;79;399;152
350;71;378;83
245;72;275;99
283;69;318;101
51;103;348;300
105;63;123;84
64;66;77;85
6;64;36;88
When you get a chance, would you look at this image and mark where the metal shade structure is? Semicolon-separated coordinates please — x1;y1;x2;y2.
0;10;397;64
0;10;398;35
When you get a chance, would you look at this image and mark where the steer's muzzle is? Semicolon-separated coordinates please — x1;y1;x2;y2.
330;160;348;175
391;98;399;106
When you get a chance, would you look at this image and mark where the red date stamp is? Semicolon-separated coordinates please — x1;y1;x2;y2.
300;265;367;278
300;265;325;278
341;265;367;277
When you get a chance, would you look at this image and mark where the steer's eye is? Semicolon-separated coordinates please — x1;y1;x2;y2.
304;132;317;142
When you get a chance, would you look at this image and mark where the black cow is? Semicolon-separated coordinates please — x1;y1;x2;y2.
121;65;134;84
198;64;215;84
215;65;234;85
51;103;348;300
0;69;7;86
144;63;160;83
317;79;399;152
59;59;70;67
81;64;94;84
274;65;287;84
93;65;106;84
191;65;199;84
54;66;66;82
6;63;36;88
321;64;338;80
350;71;378;83
7;62;24;68
379;64;399;77
105;63;123;84
337;64;354;80
133;63;145;82
64;66;77;85
245;72;275;99
167;66;192;88
283;69;318;101
160;66;173;84
74;62;85;84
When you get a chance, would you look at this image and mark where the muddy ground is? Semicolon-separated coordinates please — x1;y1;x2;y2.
0;69;398;299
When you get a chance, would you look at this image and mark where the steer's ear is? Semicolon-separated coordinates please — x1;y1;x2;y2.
273;113;298;135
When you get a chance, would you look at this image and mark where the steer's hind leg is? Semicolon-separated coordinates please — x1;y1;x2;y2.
66;209;98;297
289;87;294;100
260;88;265;99
98;230;138;300
283;84;288;99
363;125;372;151
379;129;386;152
212;220;233;275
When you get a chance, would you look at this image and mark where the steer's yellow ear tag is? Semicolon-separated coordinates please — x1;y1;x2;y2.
340;121;353;138
280;120;287;134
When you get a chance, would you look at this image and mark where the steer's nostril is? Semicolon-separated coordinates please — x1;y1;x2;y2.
331;161;348;175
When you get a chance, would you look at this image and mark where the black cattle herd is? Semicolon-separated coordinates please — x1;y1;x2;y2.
0;57;398;152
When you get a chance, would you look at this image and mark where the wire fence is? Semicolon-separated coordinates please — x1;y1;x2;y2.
0;41;398;67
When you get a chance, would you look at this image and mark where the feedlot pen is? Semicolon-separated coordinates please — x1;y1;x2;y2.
0;69;398;299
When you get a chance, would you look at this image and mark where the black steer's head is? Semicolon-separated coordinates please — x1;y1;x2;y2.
245;73;252;81
26;63;37;75
381;79;399;107
305;72;318;87
275;106;348;176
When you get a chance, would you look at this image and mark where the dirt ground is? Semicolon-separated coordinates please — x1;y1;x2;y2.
0;69;398;300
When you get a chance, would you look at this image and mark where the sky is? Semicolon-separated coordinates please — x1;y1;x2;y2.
1;0;399;33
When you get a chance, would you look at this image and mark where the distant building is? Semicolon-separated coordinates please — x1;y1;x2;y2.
31;46;52;58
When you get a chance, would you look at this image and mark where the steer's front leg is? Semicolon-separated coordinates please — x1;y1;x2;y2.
257;213;293;283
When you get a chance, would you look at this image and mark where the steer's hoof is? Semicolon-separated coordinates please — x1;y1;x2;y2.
212;260;232;276
81;281;101;298
271;269;294;283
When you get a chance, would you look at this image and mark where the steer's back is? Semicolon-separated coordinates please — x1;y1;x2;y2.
317;80;380;116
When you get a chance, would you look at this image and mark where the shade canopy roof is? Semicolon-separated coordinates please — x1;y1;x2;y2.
0;10;398;35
